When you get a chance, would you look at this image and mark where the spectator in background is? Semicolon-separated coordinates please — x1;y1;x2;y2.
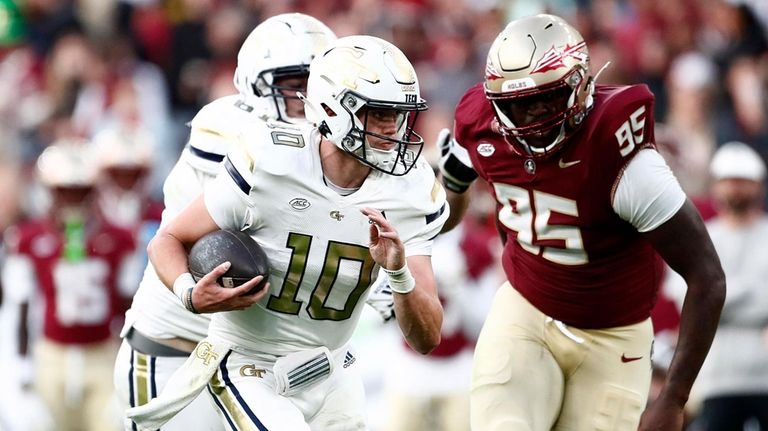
656;53;718;202
2;141;137;431
666;141;768;430
78;33;173;192
701;0;768;148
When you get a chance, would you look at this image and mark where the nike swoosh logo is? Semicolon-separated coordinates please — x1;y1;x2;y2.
558;158;581;168
621;354;643;363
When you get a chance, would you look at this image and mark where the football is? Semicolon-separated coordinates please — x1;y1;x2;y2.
188;230;270;295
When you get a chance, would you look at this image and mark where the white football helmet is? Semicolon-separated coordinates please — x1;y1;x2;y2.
91;127;154;227
485;14;594;158
36;140;97;217
37;140;97;188
233;13;337;123
92;127;154;173
304;35;428;176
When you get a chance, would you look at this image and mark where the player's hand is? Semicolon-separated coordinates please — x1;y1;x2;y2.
191;262;269;313
638;395;685;431
365;273;395;322
361;207;405;271
436;128;477;193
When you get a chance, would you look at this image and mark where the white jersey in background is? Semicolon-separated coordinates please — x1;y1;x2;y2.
125;94;260;342
205;119;447;355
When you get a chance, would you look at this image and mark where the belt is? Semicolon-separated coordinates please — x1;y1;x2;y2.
125;328;194;357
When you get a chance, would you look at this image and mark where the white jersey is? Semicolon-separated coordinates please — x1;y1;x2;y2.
204;120;448;355
126;95;264;341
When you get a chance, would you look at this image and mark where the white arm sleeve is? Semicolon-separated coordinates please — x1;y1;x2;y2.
203;170;254;232
612;149;686;232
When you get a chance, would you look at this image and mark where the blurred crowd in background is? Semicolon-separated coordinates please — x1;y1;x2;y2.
0;0;766;430
0;0;767;219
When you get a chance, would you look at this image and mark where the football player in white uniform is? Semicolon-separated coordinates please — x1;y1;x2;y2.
113;13;337;431
128;35;448;431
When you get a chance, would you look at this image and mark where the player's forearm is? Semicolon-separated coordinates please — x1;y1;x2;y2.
147;230;191;291
394;288;443;354
441;188;471;233
662;275;725;405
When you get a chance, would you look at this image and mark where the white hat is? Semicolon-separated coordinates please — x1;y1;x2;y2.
710;141;766;181
669;52;716;90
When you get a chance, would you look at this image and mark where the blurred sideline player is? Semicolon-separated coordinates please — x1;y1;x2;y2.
128;35;446;431
3;141;137;431
92;126;162;315
92;126;162;235
112;13;337;431
438;14;725;430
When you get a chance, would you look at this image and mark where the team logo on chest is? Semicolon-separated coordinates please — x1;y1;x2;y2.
289;198;311;211
524;159;536;175
477;142;495;157
330;211;345;221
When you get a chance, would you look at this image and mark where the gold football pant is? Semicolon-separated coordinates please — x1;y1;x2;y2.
34;338;120;431
471;283;653;431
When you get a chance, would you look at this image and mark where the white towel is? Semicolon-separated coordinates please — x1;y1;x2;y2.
273;346;333;397
126;337;232;430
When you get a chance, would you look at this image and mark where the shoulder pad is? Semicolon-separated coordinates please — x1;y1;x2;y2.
589;84;656;158
225;121;315;193
389;160;449;241
188;96;256;157
190;96;252;139
453;83;494;151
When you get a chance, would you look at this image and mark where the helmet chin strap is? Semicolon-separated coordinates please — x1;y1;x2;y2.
298;91;329;135
593;61;611;82
584;61;611;110
366;146;396;168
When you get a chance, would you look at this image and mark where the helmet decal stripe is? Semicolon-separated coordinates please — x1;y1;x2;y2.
530;41;587;74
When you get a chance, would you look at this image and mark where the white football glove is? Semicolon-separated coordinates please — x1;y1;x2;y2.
366;273;395;322
437;128;477;193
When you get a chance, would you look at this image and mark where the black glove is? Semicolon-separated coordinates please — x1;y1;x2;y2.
437;128;477;193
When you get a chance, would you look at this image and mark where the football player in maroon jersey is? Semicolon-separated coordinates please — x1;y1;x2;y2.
438;14;725;430
2;141;137;431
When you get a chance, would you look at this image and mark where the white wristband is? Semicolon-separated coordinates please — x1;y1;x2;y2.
173;272;198;313
382;265;415;294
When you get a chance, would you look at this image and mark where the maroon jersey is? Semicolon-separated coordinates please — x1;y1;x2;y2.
6;218;136;344
454;83;665;328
